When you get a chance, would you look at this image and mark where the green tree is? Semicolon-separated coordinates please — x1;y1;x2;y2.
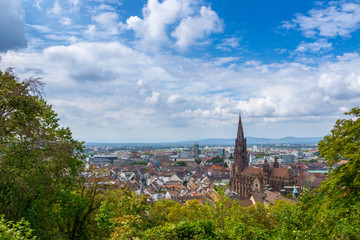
0;69;86;239
98;187;149;240
311;107;360;238
318;107;360;204
0;215;37;240
208;156;223;165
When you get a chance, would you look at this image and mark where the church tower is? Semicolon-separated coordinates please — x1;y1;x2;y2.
232;114;248;193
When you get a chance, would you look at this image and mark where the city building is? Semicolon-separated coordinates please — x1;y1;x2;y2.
231;115;296;196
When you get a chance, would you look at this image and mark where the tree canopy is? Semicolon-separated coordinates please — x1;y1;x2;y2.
0;69;89;239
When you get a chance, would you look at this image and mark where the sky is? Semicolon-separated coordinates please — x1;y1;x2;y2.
0;0;360;142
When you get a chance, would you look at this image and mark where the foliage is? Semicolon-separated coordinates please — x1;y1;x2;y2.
96;187;149;240
143;220;218;240
0;216;37;240
318;107;360;202
207;156;224;165
131;161;148;165
0;69;103;240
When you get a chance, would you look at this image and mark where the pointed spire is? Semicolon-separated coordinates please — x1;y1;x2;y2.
236;114;244;141
232;113;248;193
234;113;248;169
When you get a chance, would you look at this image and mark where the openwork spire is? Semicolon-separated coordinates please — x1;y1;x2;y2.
236;113;244;141
232;114;249;193
234;115;248;170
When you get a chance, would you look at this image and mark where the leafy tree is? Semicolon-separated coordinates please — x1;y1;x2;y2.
98;187;149;240
0;69;86;239
318;108;360;205
310;107;360;238
143;220;218;240
0;216;37;240
207;156;224;165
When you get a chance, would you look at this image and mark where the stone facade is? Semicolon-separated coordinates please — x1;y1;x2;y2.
231;115;295;196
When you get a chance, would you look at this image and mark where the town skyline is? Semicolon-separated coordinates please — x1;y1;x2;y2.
1;0;359;142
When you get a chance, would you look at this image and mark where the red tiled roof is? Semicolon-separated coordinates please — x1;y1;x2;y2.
242;167;263;175
270;168;291;178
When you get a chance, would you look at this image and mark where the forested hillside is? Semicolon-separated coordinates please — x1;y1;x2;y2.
0;69;359;239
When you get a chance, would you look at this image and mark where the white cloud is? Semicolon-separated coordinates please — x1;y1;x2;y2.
284;2;360;38
167;94;180;104
29;24;52;33
216;37;241;51
171;6;223;50
126;0;193;47
93;12;119;26
96;4;116;11
47;1;62;17
60;17;72;26
295;39;332;53
84;25;96;38
1;42;360;140
145;91;160;105
125;0;223;50
92;12;121;35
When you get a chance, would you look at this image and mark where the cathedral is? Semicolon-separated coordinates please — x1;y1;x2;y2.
231;115;296;196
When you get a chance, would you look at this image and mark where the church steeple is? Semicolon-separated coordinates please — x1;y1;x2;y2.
232;114;248;193
234;114;248;172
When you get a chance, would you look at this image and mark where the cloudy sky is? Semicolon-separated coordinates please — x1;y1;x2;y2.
0;0;360;142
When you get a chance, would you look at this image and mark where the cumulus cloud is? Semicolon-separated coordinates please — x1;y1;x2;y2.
92;12;121;35
0;0;27;52
171;6;223;50
125;0;223;50
43;42;145;83
283;2;360;38
126;0;193;47
1;42;360;140
93;12;119;26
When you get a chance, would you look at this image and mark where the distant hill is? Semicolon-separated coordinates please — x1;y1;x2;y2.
85;136;322;147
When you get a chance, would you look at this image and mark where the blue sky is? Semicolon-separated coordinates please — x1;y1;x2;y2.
1;0;360;142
